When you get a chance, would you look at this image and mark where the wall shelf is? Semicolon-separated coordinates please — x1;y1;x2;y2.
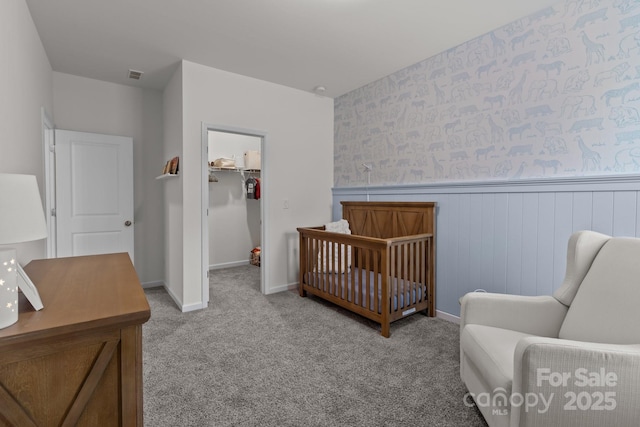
155;173;179;180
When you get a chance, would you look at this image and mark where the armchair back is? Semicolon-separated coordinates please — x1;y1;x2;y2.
552;230;609;307
559;237;640;344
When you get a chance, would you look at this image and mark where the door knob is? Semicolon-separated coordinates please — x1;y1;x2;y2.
125;220;132;227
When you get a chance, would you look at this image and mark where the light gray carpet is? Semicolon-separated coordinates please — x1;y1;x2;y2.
143;265;487;426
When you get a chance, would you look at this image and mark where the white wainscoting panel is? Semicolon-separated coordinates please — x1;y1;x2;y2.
333;175;640;317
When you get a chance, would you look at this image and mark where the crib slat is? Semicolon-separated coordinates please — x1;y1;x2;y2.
363;248;368;308
350;244;355;304
332;240;336;294
400;243;404;308
315;237;320;291
419;239;425;303
339;243;344;299
410;241;415;305
396;243;401;309
308;236;313;288
416;242;426;302
402;243;412;307
373;248;379;314
338;246;342;298
380;244;390;337
412;241;417;304
328;240;333;295
390;244;396;314
336;243;340;298
299;231;306;297
357;248;363;306
312;237;316;290
426;238;432;308
398;244;403;311
400;244;405;311
328;239;333;294
339;243;343;298
332;242;337;297
364;249;370;311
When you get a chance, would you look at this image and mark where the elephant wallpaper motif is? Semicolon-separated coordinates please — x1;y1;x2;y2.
334;0;640;187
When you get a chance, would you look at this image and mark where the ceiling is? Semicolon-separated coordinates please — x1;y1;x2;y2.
25;0;560;99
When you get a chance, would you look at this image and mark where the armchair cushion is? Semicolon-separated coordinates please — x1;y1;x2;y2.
460;293;567;337
461;324;534;392
559;238;640;344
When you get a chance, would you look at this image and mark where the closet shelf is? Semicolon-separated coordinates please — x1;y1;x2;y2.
209;167;260;173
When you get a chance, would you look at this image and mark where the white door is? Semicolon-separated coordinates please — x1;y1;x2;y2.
54;130;134;261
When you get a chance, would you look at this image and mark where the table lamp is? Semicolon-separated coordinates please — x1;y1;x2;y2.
0;174;48;329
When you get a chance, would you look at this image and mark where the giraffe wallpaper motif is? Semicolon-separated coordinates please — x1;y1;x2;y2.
334;0;640;187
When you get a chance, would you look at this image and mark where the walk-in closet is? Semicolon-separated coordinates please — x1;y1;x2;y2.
207;130;262;270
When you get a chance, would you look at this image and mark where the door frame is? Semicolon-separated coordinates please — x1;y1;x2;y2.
41;107;56;258
201;123;267;305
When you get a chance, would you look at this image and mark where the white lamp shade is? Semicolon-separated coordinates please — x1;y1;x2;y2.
0;174;48;244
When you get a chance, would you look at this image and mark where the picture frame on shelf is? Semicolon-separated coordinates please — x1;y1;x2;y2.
17;264;44;311
169;156;179;175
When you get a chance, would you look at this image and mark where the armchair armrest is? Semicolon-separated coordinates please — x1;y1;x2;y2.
460;292;567;337
512;337;640;427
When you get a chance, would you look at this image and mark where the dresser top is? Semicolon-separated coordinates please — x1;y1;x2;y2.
0;253;150;345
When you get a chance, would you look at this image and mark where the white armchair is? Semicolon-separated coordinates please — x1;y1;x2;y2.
460;230;640;427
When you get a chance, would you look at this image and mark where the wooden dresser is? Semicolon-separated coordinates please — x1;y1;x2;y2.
0;253;151;426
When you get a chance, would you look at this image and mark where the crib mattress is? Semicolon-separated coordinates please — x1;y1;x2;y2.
304;268;425;313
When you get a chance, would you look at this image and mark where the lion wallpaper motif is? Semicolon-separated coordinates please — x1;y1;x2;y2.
334;0;640;187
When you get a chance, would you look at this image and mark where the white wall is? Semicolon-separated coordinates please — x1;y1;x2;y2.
175;60;333;308
0;0;53;265
162;64;184;305
1;1;333;310
52;72;165;284
208;131;261;268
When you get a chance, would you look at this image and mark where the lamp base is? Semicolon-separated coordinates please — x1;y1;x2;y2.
0;248;19;329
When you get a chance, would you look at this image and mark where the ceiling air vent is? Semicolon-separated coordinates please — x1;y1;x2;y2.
128;69;143;80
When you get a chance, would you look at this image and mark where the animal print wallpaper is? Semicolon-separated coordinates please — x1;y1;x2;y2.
334;0;640;186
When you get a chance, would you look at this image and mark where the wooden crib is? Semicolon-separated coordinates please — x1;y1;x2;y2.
297;201;436;337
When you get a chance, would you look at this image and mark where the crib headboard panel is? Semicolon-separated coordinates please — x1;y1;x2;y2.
341;201;436;239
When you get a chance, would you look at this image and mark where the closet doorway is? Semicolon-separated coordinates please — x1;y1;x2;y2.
201;124;266;303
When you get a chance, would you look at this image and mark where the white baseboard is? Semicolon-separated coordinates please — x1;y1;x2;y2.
149;281;206;313
209;260;250;270
181;301;207;312
436;310;460;324
153;261;249;312
265;282;298;295
141;280;165;289
161;284;183;310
